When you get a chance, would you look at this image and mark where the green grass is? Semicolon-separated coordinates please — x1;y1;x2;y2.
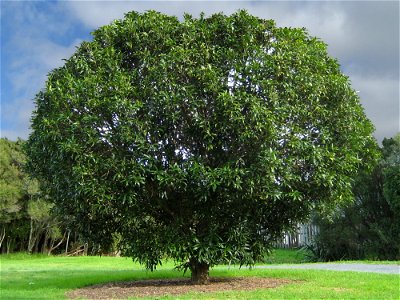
262;248;307;264
1;254;399;299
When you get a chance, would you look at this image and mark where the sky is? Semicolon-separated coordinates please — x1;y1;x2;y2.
1;0;399;144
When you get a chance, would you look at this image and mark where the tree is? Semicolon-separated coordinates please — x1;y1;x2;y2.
381;134;400;258
382;134;400;216
0;138;67;254
0;138;25;251
307;134;399;261
25;10;377;283
26;197;65;255
0;139;24;222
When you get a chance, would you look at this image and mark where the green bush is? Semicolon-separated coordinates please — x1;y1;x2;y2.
306;134;400;262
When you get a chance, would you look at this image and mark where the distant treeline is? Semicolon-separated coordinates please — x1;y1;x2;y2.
0;138;95;255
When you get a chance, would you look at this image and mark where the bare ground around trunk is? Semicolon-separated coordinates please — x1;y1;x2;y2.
66;277;295;299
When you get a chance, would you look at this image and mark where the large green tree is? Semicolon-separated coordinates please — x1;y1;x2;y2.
26;11;377;283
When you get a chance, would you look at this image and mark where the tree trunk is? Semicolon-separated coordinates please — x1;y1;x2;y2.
83;242;88;256
65;230;70;255
48;232;65;256
28;218;34;253
0;227;5;249
6;238;12;254
42;230;50;254
189;259;210;285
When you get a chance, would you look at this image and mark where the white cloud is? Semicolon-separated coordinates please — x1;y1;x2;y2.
66;1;137;28
8;38;82;92
2;37;82;140
1;1;83;140
1;96;34;140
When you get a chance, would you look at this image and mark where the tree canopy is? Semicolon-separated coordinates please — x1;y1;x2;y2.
26;10;377;283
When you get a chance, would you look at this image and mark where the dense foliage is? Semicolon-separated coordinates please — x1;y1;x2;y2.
25;10;377;282
0;138;82;255
0;138;27;251
307;134;400;261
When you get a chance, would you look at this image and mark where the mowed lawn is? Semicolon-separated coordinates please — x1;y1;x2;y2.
1;251;399;299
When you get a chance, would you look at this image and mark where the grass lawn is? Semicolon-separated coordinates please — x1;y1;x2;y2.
262;248;308;264
1;252;399;299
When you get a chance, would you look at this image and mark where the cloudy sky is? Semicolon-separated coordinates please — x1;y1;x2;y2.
1;0;399;144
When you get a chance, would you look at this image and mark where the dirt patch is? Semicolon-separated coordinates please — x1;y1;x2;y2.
67;277;294;299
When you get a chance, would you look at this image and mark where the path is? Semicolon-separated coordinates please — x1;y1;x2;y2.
216;263;399;274
252;263;399;274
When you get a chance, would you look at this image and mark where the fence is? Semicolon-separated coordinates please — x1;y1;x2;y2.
274;223;319;248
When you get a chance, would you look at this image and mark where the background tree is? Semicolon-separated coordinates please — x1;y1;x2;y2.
382;134;400;228
25;11;377;283
0;139;26;251
307;134;399;261
0;138;69;254
377;134;399;259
